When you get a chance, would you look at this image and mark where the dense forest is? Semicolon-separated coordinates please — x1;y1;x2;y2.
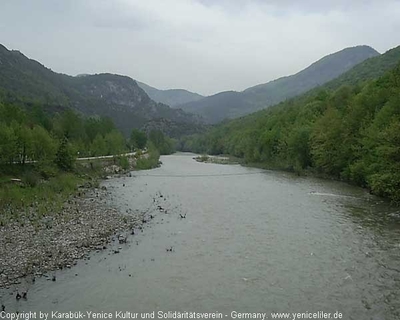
0;100;176;221
179;64;400;202
0;102;176;168
0;103;126;168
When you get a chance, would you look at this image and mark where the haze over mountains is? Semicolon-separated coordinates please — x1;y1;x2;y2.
178;44;400;201
0;44;203;137
2;42;400;136
176;46;380;123
136;81;204;107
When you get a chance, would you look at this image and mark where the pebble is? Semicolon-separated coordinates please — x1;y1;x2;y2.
0;186;141;288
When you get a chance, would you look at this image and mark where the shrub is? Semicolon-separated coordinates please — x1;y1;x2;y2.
55;137;75;171
118;156;130;170
22;171;40;187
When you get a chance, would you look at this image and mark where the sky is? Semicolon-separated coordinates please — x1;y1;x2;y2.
0;0;399;96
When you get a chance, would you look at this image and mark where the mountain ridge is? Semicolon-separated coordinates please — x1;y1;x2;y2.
136;81;204;107
178;45;380;123
0;44;204;137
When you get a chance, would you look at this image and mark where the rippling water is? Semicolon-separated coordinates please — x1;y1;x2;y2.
2;153;400;319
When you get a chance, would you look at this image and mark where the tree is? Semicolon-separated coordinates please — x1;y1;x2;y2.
53;109;86;141
130;129;147;150
55;137;75;171
12;122;32;164
149;130;175;155
104;131;126;155
91;134;107;156
30;126;56;163
310;108;350;176
0;124;18;165
287;125;312;170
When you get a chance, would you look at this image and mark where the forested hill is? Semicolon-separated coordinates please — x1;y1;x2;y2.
243;45;379;103
324;45;400;90
0;44;204;137
178;46;379;123
136;81;204;107
179;60;400;202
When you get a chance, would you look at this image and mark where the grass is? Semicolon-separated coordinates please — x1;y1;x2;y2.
0;148;158;226
0;161;109;226
0;171;83;226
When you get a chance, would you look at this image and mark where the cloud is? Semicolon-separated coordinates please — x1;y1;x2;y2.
0;0;399;95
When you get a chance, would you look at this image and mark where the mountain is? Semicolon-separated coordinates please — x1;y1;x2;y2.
0;44;204;137
137;81;204;107
178;53;400;201
324;45;400;90
178;45;380;123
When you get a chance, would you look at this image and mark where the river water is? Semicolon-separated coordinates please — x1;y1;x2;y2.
2;153;400;319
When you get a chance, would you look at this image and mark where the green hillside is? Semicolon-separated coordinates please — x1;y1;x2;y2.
180;59;400;201
178;46;380;123
325;45;400;89
0;44;204;137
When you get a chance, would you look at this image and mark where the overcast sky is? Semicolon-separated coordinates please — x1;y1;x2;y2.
0;0;399;95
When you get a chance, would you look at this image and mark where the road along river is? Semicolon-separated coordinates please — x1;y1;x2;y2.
1;153;400;319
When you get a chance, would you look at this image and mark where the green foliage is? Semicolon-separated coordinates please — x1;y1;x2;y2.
0;172;82;224
180;63;400;202
148;130;175;155
0;45;204;138
130;129;147;150
181;46;390;123
55;137;75;171
0;103;129;164
104;130;126;155
30;126;57;163
0;100;135;226
0;124;18;164
118;156;130;170
326;45;400;90
84;117;115;142
136;143;160;170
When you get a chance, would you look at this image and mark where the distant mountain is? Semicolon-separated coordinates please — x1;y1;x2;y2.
0;44;204;137
179;45;380;123
137;81;204;107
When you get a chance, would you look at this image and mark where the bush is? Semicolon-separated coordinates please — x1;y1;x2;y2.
118;156;130;170
136;145;160;170
55;137;75;171
368;173;400;202
37;162;58;179
22;171;41;187
47;173;80;194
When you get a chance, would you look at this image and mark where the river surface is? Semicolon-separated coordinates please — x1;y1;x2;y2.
2;153;400;319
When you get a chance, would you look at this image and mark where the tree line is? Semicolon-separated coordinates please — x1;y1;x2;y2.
179;64;400;202
0;102;175;173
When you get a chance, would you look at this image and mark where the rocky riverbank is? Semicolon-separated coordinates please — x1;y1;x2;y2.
194;155;238;164
0;184;141;289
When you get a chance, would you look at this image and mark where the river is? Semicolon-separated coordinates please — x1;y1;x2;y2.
1;153;400;319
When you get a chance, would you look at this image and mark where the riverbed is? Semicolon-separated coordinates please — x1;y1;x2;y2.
1;153;400;319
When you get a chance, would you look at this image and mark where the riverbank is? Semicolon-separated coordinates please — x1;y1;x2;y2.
0;151;161;289
5;153;397;318
193;154;399;204
0;176;143;289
